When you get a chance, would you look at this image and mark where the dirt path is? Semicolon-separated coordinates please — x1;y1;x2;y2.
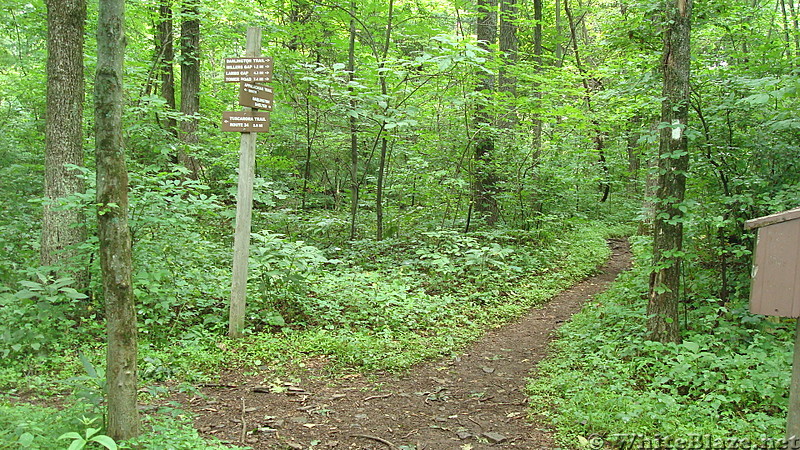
186;239;631;449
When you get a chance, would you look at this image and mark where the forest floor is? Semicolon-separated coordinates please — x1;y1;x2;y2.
180;239;631;449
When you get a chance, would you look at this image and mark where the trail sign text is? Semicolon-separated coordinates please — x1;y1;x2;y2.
222;111;270;132
225;57;273;82
238;82;274;110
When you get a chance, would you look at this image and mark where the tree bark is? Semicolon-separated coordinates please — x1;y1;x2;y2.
647;0;692;344
498;0;518;128
179;0;202;179
157;0;177;134
473;0;499;226
41;0;86;277
95;0;140;439
347;0;359;240
376;0;394;241
529;0;543;181
555;0;563;66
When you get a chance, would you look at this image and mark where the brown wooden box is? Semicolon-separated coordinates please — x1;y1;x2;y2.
745;207;800;317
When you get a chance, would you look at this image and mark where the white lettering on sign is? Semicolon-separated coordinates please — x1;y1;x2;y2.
221;111;271;132
224;57;274;83
252;97;271;109
226;57;272;65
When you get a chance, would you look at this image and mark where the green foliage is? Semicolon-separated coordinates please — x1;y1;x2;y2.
0;399;240;449
529;237;788;444
0;274;97;373
227;222;610;373
58;417;117;450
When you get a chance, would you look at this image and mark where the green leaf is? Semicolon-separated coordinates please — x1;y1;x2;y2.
18;432;35;446
78;352;99;379
682;341;700;353
61;287;88;299
90;435;118;450
58;432;83;441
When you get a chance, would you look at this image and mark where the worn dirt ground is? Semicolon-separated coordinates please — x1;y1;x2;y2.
182;239;631;449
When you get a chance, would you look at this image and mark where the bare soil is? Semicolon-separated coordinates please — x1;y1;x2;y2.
182;239;631;449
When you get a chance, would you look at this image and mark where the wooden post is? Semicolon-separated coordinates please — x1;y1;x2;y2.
228;26;262;338
788;319;800;446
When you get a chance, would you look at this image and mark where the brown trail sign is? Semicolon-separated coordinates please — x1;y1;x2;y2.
224;57;273;83
238;82;274;110
221;111;270;132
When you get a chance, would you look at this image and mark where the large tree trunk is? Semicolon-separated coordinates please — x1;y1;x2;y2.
179;0;202;179
498;0;518;128
472;0;499;226
41;0;86;278
157;0;177;134
95;0;140;440
647;0;692;344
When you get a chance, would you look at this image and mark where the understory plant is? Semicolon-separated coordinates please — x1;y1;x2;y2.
528;236;789;446
226;220;613;373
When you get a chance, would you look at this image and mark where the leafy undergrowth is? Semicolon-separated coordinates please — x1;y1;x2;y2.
0;218;618;448
222;221;613;375
0;399;245;450
528;236;790;447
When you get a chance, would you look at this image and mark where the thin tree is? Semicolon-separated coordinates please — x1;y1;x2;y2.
347;0;359;240
647;0;692;344
564;0;610;202
95;0;140;439
41;0;86;278
376;0;394;241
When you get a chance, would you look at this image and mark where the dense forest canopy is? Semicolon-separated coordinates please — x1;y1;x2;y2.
2;0;800;446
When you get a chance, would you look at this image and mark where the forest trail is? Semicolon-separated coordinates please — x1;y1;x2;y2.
186;239;631;449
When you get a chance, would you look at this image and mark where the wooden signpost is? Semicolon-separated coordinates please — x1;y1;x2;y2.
223;27;274;338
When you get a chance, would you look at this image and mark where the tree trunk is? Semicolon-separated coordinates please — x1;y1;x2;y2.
647;0;692;344
498;0;518;128
347;0;359;240
301;95;314;210
473;0;499;226
179;0;202;179
41;0;86;279
555;0;563;66
376;0;394;241
529;0;543;192
95;0;140;439
564;0;609;202
157;0;177;135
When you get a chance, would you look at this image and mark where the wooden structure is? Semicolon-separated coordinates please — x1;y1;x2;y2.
745;207;800;317
745;207;800;444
